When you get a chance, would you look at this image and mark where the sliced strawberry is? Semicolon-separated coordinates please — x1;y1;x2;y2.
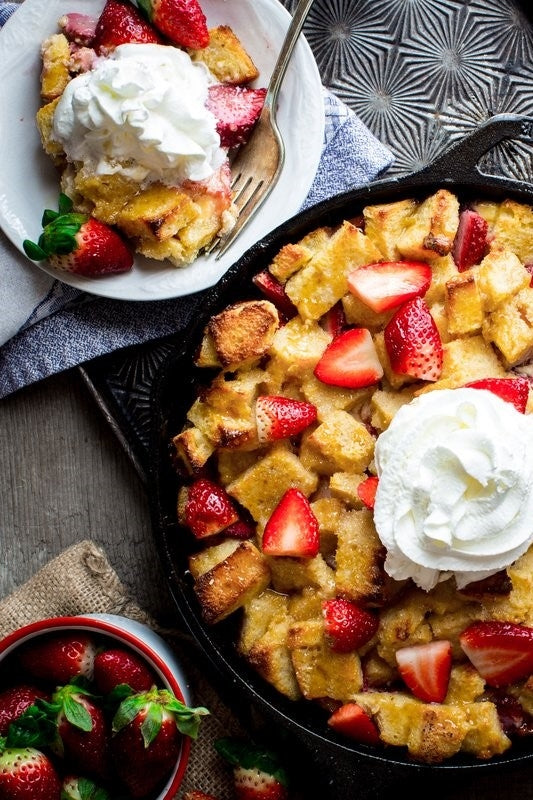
314;328;384;389
214;738;288;800
184;478;240;538
459;621;533;688
327;702;380;745
252;271;297;320
525;263;533;286
92;0;161;54
320;301;347;338
138;0;209;49
17;633;96;684
384;296;443;381
487;691;533;737
347;260;432;313
357;475;379;510
222;519;256;539
23;195;133;277
464;376;529;414
206;85;267;149
93;648;156;694
255;396;317;443
395;640;452;703
322;598;378;653
452;208;489;271
262;488;319;558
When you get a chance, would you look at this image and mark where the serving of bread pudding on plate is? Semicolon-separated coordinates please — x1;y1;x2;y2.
171;187;533;765
34;0;266;273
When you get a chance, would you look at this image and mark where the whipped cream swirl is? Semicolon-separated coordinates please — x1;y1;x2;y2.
53;43;225;185
373;387;533;590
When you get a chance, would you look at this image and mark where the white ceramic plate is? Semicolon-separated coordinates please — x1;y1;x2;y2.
0;0;324;301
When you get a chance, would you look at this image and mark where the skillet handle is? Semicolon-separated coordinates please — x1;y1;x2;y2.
413;113;533;185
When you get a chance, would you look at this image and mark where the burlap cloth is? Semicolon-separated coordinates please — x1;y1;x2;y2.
0;539;247;799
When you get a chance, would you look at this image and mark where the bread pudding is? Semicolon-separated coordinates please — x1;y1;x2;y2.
169;187;533;765
34;0;266;269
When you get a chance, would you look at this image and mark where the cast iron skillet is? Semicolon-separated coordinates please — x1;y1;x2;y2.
148;114;533;799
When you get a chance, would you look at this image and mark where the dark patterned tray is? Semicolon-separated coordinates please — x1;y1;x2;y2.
81;0;533;475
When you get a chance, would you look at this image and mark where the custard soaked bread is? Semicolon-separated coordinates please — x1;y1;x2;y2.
172;188;533;764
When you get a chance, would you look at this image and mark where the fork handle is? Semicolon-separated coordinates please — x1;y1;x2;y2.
265;0;315;109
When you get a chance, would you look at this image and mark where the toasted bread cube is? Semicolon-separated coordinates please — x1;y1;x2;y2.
289;622;364;701
172;426;215;473
35;98;64;160
285;223;382;320
303;411;375;474
445;665;486;705
370;387;417;431
268;553;336;596
397;190;460;261
239;590;302;700
483;288;533;367
363;198;416;260
476;198;533;264
326;473;366;508
71;168;140;225
428;300;452;343
40;34;70;100
195;331;221;368
177;192;229;255
269;227;332;282
341;292;394;330
227;445;318;525
476;248;530;312
425;254;459;306
207;300;279;370
445;270;484;336
217;448;260;486
335;509;389;606
460;702;511;758
300;374;370;421
418;335;506;393
118;184;199;241
267;317;331;386
136;237;188;265
189;540;270;624
189;25;259;84
483;545;533;625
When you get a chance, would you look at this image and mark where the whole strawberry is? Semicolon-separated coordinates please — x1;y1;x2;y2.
0;746;61;800
61;775;110;800
92;647;156;694
23;195;133;278
137;0;209;48
214;738;289;800
51;684;110;780
0;685;48;736
111;688;209;798
17;632;97;685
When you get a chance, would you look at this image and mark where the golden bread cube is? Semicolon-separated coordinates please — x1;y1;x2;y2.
285;222;382;320
483;546;533;625
35;99;64;160
327;472;366;508
195;331;221;368
227;445;318;525
217;448;260;486
476;198;533;264
177;192;229;255
335;509;389;606
267;317;331;385
268;554;336;596
71;168;140;225
300;374;370;422
476;248;530;312
40;34;70;100
370;386;417;431
460;702;511;758
419;334;506;392
428;300;452;343
289;623;364;701
445;270;483;336
135;237;187;265
341;292;394;330
269;227;332;282
483;288;533;367
397;189;460;261
424;254;459;306
376;588;433;665
189;25;260;84
445;665;486;705
172;426;214;473
206;301;279;370
189;539;271;624
303;411;375;474
239;590;302;700
118;184;199;241
363;198;416;260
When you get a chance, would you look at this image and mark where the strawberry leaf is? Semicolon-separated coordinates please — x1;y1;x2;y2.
112;694;147;732
140;703;162;748
214;737;288;785
58;192;74;214
23;239;48;260
41;209;59;226
78;776;110;800
63;693;93;732
5;703;57;749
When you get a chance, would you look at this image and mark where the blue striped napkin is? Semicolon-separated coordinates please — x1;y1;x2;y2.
0;0;393;399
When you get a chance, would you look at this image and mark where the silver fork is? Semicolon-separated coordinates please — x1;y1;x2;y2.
206;0;315;260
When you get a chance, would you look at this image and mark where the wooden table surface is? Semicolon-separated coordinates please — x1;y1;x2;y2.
3;369;533;800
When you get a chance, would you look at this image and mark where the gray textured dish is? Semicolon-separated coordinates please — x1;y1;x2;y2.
83;0;533;474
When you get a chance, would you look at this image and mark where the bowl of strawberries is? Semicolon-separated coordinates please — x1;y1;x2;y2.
0;614;209;800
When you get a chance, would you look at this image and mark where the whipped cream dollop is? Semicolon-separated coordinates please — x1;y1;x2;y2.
53;43;225;185
373;387;533;591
